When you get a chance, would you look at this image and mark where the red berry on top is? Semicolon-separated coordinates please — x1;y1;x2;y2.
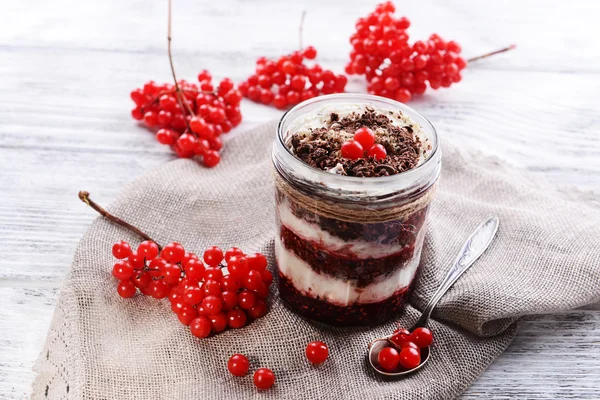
306;341;329;365
246;253;268;271
112;241;131;259
253;368;275;390
197;69;212;82
353;127;376;149
341;140;364;160
367;144;387;160
228;354;250;377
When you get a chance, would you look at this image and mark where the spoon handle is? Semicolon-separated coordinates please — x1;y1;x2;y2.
411;216;500;330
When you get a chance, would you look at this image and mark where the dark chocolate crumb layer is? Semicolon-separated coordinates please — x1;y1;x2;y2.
290;108;426;177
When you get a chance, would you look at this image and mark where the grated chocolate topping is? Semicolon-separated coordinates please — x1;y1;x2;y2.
289;108;427;177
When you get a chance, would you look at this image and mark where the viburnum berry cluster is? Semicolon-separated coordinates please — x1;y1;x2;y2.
113;241;271;337
129;74;242;167
345;1;467;103
341;126;388;161
80;191;270;339
240;46;348;110
377;326;433;371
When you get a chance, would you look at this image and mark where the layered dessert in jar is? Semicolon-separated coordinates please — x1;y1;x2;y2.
272;94;441;326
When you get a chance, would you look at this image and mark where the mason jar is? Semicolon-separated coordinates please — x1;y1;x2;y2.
272;94;441;326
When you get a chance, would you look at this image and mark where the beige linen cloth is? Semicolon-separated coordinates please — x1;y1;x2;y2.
32;121;600;399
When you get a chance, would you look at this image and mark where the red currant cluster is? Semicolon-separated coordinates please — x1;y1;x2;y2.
239;46;348;110
226;341;328;390
341;127;387;160
111;240;271;338
345;1;467;102
129;71;243;167
376;326;433;371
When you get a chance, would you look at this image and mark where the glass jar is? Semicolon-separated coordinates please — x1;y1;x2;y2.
272;94;441;326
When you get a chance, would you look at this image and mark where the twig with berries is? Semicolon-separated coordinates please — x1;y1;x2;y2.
129;0;244;167
79;191;272;338
239;12;348;109
345;1;516;103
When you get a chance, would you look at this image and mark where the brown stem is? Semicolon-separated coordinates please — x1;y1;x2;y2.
78;191;162;250
299;10;306;50
167;0;194;129
467;44;516;63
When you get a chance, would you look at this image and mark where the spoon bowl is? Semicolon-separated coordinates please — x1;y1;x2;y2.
368;337;430;376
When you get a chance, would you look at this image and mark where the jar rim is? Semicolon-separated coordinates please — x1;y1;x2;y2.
275;93;440;186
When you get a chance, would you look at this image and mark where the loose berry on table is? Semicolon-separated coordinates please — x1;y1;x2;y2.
228;354;250;377
253;368;275;390
306;341;329;365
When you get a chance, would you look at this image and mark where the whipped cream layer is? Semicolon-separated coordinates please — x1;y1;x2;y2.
278;199;409;259
275;235;423;306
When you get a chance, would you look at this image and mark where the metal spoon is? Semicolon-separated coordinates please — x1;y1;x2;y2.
368;216;500;377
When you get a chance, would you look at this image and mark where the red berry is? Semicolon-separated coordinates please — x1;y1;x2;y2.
398;347;421;369
238;290;257;310
248;299;267;319
221;274;241;291
203;279;222;296
112;241;131;259
341;140;364;160
224;90;242;105
143;111;158;127
221;290;238;311
353;127;376;149
148;280;169;299
303;46;317;59
177;304;198;326
203;150;221;168
290;75;306;91
377;347;400;371
272;72;286;85
257;75;272;89
156;128;177;145
197;70;212;82
281;61;296;75
410;327;433;348
162;263;181;285
210;312;228;333
305;341;329;365
182;252;199;267
203;267;224;281
273;95;287;110
203;246;223;266
131;108;143;120
246;253;268;271
227;354;250;377
184;259;205;281
132;272;151;289
227;308;247;329
286;90;300;105
190;316;212;338
394;88;412;103
138;240;159;260
201;295;223;316
112;261;134;281
253;368;275;390
218;78;234;95
183;285;204;305
245;270;263;291
161;242;185;263
117;280;137;298
253;282;269;299
367;144;387;160
260;89;274;105
261;269;273;285
227;256;249;278
225;247;244;262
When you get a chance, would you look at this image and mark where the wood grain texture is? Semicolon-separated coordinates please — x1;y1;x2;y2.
0;0;598;398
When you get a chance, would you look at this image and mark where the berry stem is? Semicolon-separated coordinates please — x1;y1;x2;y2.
167;0;195;125
299;10;306;50
78;191;162;250
467;44;516;63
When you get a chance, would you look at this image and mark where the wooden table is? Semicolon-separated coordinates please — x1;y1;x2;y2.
1;0;598;398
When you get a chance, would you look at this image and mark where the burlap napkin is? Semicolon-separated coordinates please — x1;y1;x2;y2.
32;121;600;400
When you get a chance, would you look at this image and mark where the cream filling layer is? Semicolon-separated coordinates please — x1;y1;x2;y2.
277;200;409;259
275;235;422;305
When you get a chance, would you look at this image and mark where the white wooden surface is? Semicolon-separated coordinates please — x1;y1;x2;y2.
1;0;599;398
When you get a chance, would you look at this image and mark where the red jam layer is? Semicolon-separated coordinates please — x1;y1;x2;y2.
280;225;416;287
278;273;412;326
